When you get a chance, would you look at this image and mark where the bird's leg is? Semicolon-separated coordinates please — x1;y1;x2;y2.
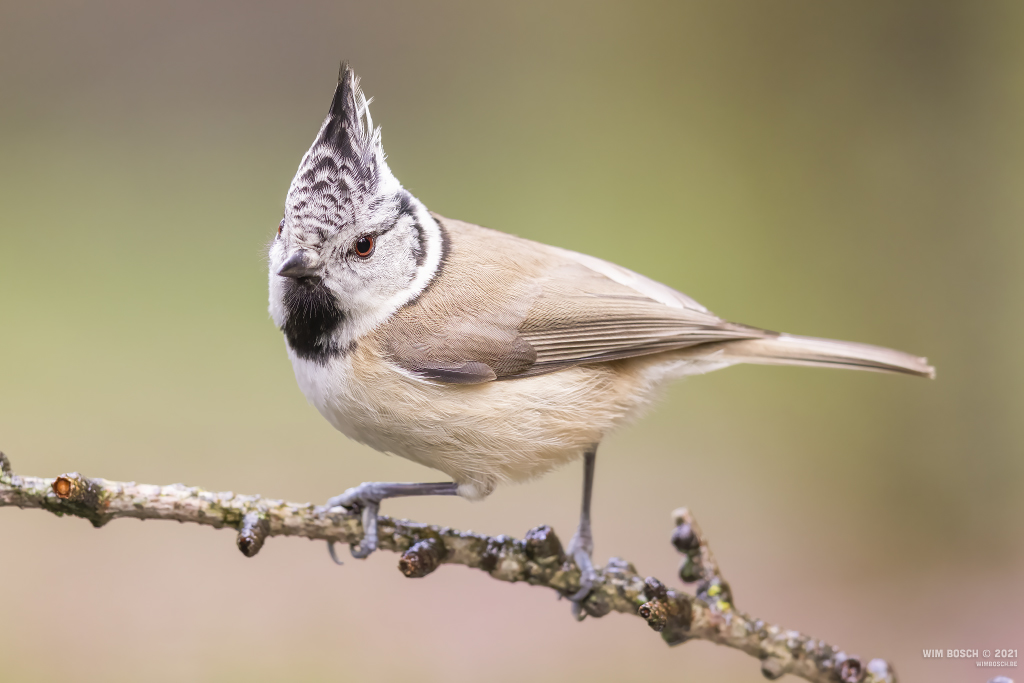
567;446;598;620
325;482;459;560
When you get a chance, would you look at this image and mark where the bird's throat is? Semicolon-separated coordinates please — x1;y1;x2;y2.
281;278;346;365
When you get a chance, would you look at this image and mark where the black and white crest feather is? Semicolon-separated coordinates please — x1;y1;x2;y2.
286;63;395;235
272;64;442;366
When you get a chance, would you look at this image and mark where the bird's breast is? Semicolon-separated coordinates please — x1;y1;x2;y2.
287;336;690;496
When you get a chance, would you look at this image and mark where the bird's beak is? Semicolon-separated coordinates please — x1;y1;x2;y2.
277;250;319;279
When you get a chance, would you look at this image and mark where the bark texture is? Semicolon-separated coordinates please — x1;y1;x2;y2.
0;452;896;683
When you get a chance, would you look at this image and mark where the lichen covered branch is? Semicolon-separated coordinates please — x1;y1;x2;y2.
0;452;896;683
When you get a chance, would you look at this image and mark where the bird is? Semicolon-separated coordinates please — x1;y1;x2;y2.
268;64;934;617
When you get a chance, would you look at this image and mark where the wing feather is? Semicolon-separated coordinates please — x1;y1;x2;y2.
375;215;765;383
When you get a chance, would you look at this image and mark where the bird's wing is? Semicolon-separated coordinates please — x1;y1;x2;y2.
514;259;765;377
373;216;766;384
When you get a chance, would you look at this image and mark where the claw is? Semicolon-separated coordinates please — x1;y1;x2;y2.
327;541;345;565
323;481;459;564
567;527;597;620
350;500;379;558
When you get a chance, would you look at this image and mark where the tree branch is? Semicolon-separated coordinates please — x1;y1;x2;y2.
0;452;896;683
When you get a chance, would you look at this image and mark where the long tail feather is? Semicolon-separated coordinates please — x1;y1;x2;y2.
711;333;935;379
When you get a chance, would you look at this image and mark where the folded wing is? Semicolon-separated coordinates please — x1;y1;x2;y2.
376;217;766;383
375;215;933;384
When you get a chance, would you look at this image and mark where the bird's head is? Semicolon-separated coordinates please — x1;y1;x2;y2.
269;64;443;364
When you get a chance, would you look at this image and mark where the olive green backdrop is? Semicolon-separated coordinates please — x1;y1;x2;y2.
1;2;1020;682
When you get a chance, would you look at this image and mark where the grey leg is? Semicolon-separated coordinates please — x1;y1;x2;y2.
567;446;598;620
326;481;458;560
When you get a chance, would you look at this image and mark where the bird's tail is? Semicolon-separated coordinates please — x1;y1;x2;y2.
704;332;935;379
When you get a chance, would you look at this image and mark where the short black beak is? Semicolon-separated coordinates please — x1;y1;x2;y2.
277;250;319;279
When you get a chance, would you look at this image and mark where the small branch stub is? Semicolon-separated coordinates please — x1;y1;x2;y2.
524;524;565;563
638;598;669;631
48;472;107;526
399;537;444;578
52;476;73;498
643;576;669;601
237;511;271;558
638;576;671;632
671;507;734;612
51;473;100;507
638;576;693;644
837;653;864;683
671;522;698;552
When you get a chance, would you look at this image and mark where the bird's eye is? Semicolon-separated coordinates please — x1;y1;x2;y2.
277;220;284;238
355;235;375;258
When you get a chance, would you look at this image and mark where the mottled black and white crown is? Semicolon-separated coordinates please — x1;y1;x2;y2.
285;63;401;235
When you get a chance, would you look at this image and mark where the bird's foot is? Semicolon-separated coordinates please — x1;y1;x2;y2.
325;483;386;560
323;481;460;562
567;527;598;621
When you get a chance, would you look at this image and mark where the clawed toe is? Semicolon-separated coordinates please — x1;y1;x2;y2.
323;481;460;563
567;545;598;620
326;482;381;512
325;484;383;560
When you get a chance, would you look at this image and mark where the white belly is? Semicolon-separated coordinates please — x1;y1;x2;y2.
288;344;730;499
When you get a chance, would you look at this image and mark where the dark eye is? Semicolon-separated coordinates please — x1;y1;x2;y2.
355;235;375;258
277;219;284;238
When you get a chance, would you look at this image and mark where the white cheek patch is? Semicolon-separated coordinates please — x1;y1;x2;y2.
323;201;444;350
386;207;443;310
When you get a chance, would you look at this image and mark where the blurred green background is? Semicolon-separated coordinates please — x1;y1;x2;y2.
1;2;1021;682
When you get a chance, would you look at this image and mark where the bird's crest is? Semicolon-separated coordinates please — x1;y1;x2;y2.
286;63;394;233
